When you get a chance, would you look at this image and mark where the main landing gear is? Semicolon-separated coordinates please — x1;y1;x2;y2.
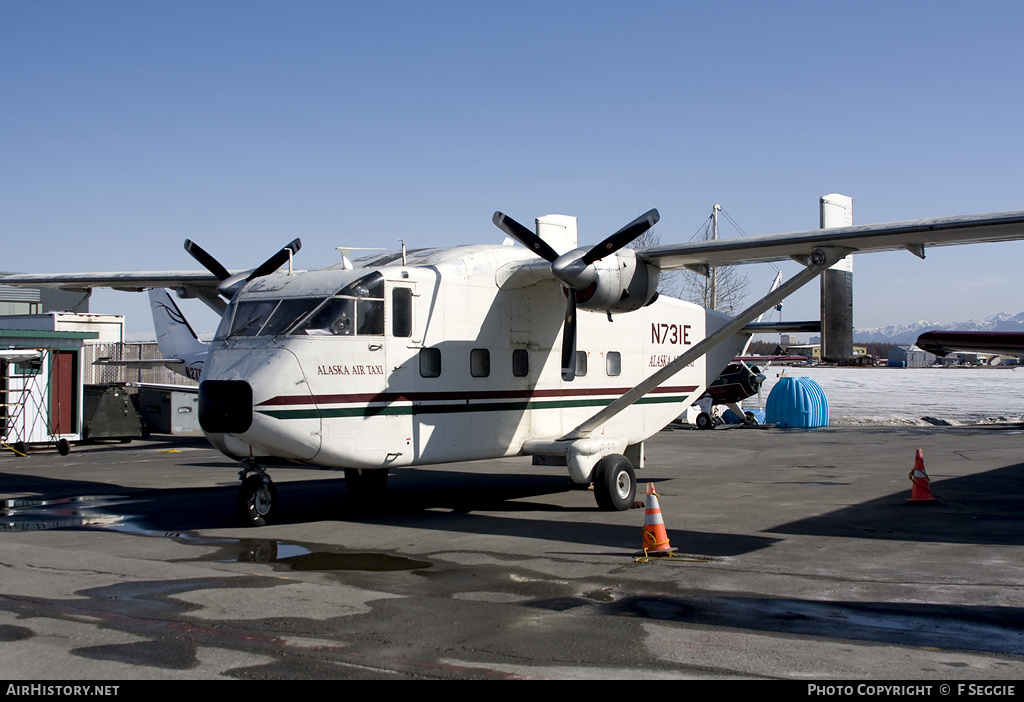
235;457;636;524
237;462;278;527
592;454;636;511
695;411;716;430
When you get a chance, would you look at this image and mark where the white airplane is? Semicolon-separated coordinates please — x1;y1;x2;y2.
6;206;1024;526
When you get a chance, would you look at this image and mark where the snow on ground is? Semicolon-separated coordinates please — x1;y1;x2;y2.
749;366;1024;427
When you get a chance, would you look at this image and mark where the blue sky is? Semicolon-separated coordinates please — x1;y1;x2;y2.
3;1;1023;337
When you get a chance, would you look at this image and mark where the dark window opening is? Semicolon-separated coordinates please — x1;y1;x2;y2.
420;348;441;378
471;348;490;377
392;287;412;337
512;349;529;378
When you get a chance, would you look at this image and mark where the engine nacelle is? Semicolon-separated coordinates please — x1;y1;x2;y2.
574;248;660;314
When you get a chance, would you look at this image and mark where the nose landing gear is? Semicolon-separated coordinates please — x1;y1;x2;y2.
237;462;278;527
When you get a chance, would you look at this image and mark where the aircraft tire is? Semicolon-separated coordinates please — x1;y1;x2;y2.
744;411;758;425
238;474;278;527
593;454;636;511
345;468;389;497
696;412;714;430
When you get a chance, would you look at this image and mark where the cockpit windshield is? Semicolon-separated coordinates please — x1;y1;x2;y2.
214;272;386;340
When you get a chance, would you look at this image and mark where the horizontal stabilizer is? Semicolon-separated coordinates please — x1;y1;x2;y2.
93;358;184;368
740;320;821;335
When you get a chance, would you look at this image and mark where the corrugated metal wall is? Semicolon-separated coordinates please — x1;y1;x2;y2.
80;342;198;387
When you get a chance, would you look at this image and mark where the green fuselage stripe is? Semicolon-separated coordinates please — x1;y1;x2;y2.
256;393;691;421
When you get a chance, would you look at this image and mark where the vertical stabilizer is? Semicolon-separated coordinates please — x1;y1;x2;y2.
819;194;854;362
148;289;208;360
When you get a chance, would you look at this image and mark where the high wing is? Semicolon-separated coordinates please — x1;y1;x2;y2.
0;271;226;292
0;270;227;311
639;210;1024;270
558;207;1024;440
2;238;301;314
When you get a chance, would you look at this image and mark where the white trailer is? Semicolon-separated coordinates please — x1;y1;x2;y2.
1;329;98;455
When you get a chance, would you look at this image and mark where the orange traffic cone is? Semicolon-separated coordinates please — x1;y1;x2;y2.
907;449;937;503
640;483;676;556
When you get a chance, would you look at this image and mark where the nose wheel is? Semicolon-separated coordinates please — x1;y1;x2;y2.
237;468;278;527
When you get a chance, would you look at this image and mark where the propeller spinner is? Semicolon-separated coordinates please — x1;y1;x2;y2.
493;209;660;381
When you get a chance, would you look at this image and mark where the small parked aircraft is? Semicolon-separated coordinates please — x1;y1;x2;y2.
690;361;768;429
916;331;1024;358
7;205;1024;525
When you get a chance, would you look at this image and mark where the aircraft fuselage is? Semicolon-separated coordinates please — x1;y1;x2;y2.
197;244;743;475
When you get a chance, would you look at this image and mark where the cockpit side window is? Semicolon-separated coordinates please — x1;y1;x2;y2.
302;297;355;336
292;272;385;337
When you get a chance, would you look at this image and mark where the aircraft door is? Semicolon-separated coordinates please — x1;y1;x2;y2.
381;282;417;459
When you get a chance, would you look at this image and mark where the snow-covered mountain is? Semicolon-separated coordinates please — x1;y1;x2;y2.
854;312;1024;344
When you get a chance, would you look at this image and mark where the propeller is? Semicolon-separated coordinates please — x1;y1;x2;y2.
184;237;302;301
491;212;559;262
493;209;659;381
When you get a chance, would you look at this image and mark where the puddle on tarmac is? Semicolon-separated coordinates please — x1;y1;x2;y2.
226;539;432;572
0;495;149;533
2;492;429;572
1;496;430;572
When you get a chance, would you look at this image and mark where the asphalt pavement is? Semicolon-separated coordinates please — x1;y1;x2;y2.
2;424;1024;680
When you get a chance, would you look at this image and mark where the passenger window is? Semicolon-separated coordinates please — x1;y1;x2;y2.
606;351;621;376
419;348;441;378
471;349;490;377
392;288;412;337
576;351;588;377
512;349;529;378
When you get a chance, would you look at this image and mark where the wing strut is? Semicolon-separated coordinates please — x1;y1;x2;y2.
561;246;851;440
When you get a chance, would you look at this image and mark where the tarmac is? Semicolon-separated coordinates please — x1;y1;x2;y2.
2;423;1024;680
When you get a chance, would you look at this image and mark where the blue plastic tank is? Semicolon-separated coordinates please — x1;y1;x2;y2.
765;376;829;428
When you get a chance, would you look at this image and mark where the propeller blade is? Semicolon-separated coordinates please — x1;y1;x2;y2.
247;238;302;281
561;293;577;381
492;212;560;262
581;208;660;265
184;240;231;281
